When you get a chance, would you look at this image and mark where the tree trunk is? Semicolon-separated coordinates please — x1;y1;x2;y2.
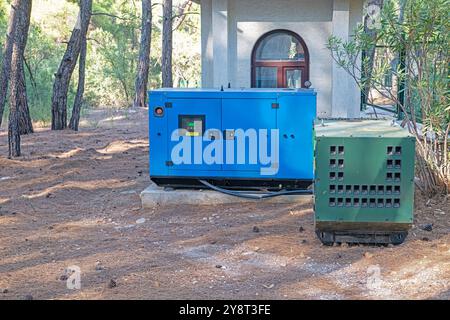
68;34;87;131
8;0;32;158
17;0;33;135
162;0;173;88
362;0;384;105
17;57;33;134
133;0;152;108
51;0;92;130
0;1;19;129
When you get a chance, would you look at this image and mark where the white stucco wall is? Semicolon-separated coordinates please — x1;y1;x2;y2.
201;0;364;118
348;0;364;117
201;0;213;87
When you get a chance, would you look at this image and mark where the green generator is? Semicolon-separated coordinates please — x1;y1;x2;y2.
314;119;416;245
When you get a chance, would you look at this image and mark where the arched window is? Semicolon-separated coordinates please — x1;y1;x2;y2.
251;30;310;89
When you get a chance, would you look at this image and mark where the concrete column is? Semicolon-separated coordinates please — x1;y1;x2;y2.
332;0;360;118
212;0;228;88
348;0;363;118
201;0;213;87
227;0;237;88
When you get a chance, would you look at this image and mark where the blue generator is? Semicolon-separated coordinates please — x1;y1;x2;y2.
149;88;317;190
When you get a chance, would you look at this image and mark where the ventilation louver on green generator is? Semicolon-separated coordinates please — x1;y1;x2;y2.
314;120;416;245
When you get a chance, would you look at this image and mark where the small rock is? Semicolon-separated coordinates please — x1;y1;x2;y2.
136;218;146;224
2;289;8;294
24;294;33;300
364;252;374;259
95;261;105;271
215;265;223;269
108;279;117;289
422;237;430;242
337;254;342;259
263;284;275;289
210;240;217;245
420;224;433;232
299;226;305;233
301;239;307;244
253;226;260;233
60;274;68;281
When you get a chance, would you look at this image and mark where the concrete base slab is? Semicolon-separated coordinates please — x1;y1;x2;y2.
140;183;313;209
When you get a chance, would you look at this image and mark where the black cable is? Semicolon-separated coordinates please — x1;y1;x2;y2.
198;180;313;200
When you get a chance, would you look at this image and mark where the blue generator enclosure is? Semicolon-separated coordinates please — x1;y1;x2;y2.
149;88;317;190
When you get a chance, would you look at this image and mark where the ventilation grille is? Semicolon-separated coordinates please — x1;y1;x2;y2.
329;197;401;208
325;144;404;209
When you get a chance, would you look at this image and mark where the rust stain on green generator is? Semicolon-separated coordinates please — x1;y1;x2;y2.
314;119;416;245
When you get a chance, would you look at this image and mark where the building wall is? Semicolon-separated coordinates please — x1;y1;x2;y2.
201;0;364;118
201;0;214;87
348;0;364;117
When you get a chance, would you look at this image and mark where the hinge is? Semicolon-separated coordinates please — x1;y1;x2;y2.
165;161;174;167
272;103;279;109
165;102;173;108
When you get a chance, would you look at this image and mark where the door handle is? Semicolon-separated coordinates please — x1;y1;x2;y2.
224;130;235;140
207;129;221;141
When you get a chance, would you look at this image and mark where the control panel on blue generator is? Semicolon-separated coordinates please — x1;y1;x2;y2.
149;88;317;190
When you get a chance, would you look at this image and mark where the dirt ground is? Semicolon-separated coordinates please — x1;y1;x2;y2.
0;108;449;300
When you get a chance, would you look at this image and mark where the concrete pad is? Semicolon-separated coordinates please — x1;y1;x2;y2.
140;183;313;209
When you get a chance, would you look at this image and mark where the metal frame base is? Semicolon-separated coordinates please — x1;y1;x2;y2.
315;229;408;246
151;177;313;191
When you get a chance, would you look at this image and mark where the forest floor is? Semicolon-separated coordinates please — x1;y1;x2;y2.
0;108;449;300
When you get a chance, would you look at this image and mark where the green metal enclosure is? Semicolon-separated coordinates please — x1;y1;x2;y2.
314;120;416;245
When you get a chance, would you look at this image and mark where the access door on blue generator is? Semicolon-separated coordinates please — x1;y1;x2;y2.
221;98;277;173
166;98;222;172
